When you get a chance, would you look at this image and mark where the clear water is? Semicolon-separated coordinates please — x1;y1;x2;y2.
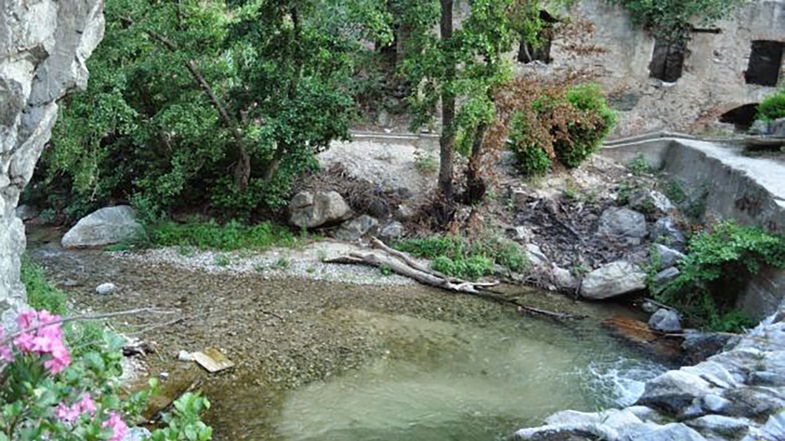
275;309;664;441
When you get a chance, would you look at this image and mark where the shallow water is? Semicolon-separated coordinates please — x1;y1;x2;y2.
273;309;663;441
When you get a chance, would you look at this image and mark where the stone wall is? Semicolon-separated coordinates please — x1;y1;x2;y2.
0;0;105;323
518;0;785;137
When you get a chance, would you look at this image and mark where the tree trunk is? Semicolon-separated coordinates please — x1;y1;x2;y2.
439;0;456;201
465;122;487;204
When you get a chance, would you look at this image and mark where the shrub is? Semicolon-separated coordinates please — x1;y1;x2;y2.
757;88;785;121
657;222;785;331
149;220;298;251
395;234;528;280
500;79;616;176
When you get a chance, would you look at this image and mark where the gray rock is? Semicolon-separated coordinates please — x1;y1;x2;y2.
701;394;733;414
651;218;687;251
598;207;648;245
681;333;733;366
649;309;682;333
550;264;579;291
378;221;405;241
525;244;549;267
289;191;351;229
62;206;145;249
619;422;708;441
742;411;785;441
0;0;105;326
651;244;685;269
122;427;152;441
333;215;379;241
723;386;785;418
15;205;38;221
394;204;416;221
177;350;193;362
507;225;534;242
771;117;785;138
686;415;753;438
653;267;680;284
95;283;117;296
749;119;771;135
580;261;647;300
629;190;676;216
637;370;715;415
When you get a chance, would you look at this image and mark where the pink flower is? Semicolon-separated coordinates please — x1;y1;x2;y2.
13;332;35;353
55;402;81;424
12;309;70;374
16;310;37;329
0;330;14;362
77;393;96;416
102;412;128;441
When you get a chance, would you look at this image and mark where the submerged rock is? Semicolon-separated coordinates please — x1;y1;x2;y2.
648;309;682;333
597;207;648;245
334;215;380;242
62;206;145;249
580;261;646;299
289;191;351;229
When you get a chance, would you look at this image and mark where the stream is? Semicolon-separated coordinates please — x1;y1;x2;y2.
26;227;667;441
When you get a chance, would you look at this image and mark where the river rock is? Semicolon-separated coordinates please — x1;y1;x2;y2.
682;333;734;364
723;386;785;418
749;119;771;135
580;261;646;300
637;370;716;415
651;218;687;251
550;264;579;291
742;411;785;441
629;190;676;216
619;422;708;441
333;215;379;241
525;244;549;267
62;206;145;249
649;309;682;333
95;283;117;296
597;207;648;245
289;191;351;229
394;203;416;221
687;415;754;438
651;244;685;269
378;221;404;241
653;267;680;284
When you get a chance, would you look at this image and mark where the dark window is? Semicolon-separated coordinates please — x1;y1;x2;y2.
649;39;686;82
719;103;759;131
745;40;784;87
518;10;558;64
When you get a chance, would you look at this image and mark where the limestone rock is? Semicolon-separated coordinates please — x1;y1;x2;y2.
0;0;105;324
651;218;687;251
14;205;38;221
649;309;682;333
597;207;648;245
653;267;680;284
580;261;646;300
333;215;379;242
637;370;715;415
651;244;685;269
742;411;785;441
771;118;785;138
749;120;771;135
629;190;676;216
619;422;708;441
550;264;579;291
289;191;351;229
62;206;145;249
723;386;785;418
686;415;754;438
525;243;549;267
95;283;117;296
378;221;404;241
394;204;416;221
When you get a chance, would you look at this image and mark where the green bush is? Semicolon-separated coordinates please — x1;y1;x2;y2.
556;84;617;168
505;81;616;176
395;234;528;280
757;88;785;121
657;222;785;331
149;220;299;251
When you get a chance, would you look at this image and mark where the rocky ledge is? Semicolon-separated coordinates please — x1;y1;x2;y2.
510;309;785;441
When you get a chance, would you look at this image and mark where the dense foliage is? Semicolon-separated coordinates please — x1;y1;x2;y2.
655;222;785;331
497;78;617;176
149;220;301;251
757;88;785;122
607;0;744;43
35;0;386;221
395;235;527;280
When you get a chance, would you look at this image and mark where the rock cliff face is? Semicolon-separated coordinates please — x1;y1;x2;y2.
0;0;105;323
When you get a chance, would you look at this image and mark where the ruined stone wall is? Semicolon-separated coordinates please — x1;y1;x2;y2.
518;0;785;137
0;0;105;323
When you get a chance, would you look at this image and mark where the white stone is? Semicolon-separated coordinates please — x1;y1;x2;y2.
580;261;646;300
95;283;117;295
289;191;351;229
62;206;145;249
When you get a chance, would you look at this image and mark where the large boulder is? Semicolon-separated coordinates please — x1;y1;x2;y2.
580;261;647;299
62;206;145;249
289;191;351;229
333;215;379;242
597;207;648;245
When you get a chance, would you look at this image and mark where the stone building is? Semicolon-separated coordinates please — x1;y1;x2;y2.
517;0;785;137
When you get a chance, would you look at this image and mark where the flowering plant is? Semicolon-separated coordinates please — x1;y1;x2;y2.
0;309;211;441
